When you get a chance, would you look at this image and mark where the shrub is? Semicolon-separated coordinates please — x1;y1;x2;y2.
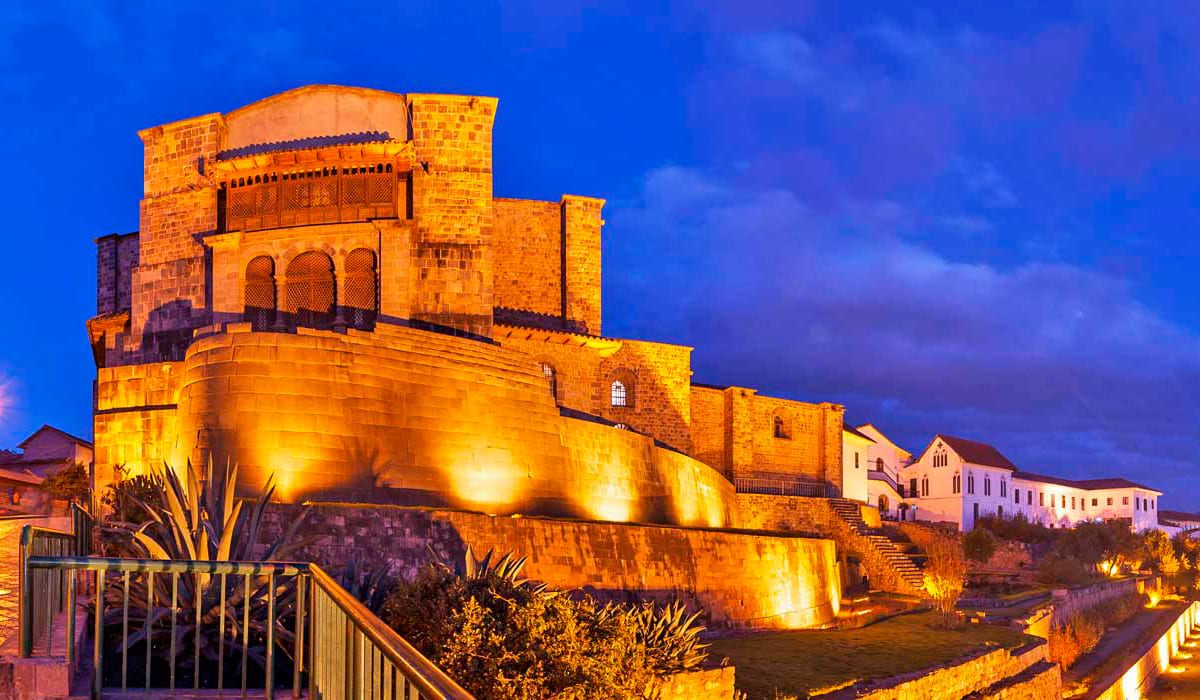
380;549;709;699
1036;550;1096;586
42;463;90;504
963;528;997;564
1047;591;1145;668
973;512;1055;544
923;535;966;626
101;472;166;525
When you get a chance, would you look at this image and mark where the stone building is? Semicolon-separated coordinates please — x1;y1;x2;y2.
88;85;847;528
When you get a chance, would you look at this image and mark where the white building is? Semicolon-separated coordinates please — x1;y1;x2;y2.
856;423;911;519
1155;511;1200;538
842;425;874;504
901;434;1162;532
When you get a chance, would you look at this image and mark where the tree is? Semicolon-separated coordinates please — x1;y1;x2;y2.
41;463;89;505
923;534;966;626
963;528;997;564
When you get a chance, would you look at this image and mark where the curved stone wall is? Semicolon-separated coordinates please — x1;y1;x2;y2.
173;323;736;527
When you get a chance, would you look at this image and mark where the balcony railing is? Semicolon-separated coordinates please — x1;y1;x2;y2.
220;164;404;232
733;472;838;498
21;555;474;699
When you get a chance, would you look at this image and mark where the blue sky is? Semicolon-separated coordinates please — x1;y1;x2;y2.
1;1;1198;506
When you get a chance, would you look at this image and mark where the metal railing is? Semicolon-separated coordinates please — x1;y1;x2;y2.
21;556;474;700
18;502;94;657
733;473;837;498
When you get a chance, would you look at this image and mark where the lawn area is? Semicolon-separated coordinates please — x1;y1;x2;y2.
709;611;1038;699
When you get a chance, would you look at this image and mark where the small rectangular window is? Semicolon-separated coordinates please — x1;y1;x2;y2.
1014;488;1020;504
1123;497;1129;505
1039;492;1044;506
1092;498;1097;507
1108;497;1113;506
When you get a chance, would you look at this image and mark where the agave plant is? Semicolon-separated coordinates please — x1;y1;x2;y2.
102;458;310;688
337;553;394;612
631;601;709;673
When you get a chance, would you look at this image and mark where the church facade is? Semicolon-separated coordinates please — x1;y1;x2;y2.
88;85;846;527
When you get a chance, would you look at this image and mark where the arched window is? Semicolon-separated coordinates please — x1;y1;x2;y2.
611;380;627;407
540;362;557;399
773;414;789;439
344;248;378;328
878;494;889;513
244;256;276;330
284;251;335;329
876;457;884;471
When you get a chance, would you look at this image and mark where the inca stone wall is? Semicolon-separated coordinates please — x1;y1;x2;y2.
259;503;842;631
99;322;736;527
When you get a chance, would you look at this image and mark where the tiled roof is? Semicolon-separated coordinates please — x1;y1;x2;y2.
493;307;590;335
18;424;93;449
1072;477;1160;492
1159;510;1200;525
216;131;397;160
0;468;43;486
1014;470;1159;493
938;434;1017;471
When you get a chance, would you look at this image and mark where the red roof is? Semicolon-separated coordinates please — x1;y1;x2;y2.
937;435;1017;471
1014;471;1159;493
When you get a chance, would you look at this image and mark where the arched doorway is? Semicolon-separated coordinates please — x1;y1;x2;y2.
878;494;889;514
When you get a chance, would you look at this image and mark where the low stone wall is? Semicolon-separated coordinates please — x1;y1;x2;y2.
815;640;1054;700
656;666;735;700
260;503;842;630
981;541;1033;572
1088;600;1199;700
1051;577;1154;625
974;660;1062;700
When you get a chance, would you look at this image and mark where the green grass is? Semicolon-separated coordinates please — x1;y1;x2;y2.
709;611;1038;699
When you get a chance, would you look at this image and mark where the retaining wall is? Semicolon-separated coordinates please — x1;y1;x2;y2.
815;640;1057;700
260;503;843;631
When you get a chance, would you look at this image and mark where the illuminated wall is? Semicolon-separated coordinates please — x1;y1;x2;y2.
262;503;843;630
1092;600;1199;700
105;323;738;528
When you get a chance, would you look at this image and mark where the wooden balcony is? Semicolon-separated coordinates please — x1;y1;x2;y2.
219;163;406;232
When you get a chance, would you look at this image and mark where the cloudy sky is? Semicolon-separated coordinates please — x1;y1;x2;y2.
0;1;1197;506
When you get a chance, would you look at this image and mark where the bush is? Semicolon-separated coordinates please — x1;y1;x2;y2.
973;512;1055;545
101;472;166;524
1047;591;1145;668
1036;550;1096;586
41;463;90;504
963;528;997;564
380;549;709;699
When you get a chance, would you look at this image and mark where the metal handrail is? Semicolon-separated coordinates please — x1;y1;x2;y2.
19;518;85;658
23;556;474;700
733;474;836;498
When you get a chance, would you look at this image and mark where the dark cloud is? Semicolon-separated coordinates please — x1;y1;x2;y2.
606;167;1200;504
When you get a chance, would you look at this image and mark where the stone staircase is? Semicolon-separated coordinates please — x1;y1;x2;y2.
828;499;926;595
